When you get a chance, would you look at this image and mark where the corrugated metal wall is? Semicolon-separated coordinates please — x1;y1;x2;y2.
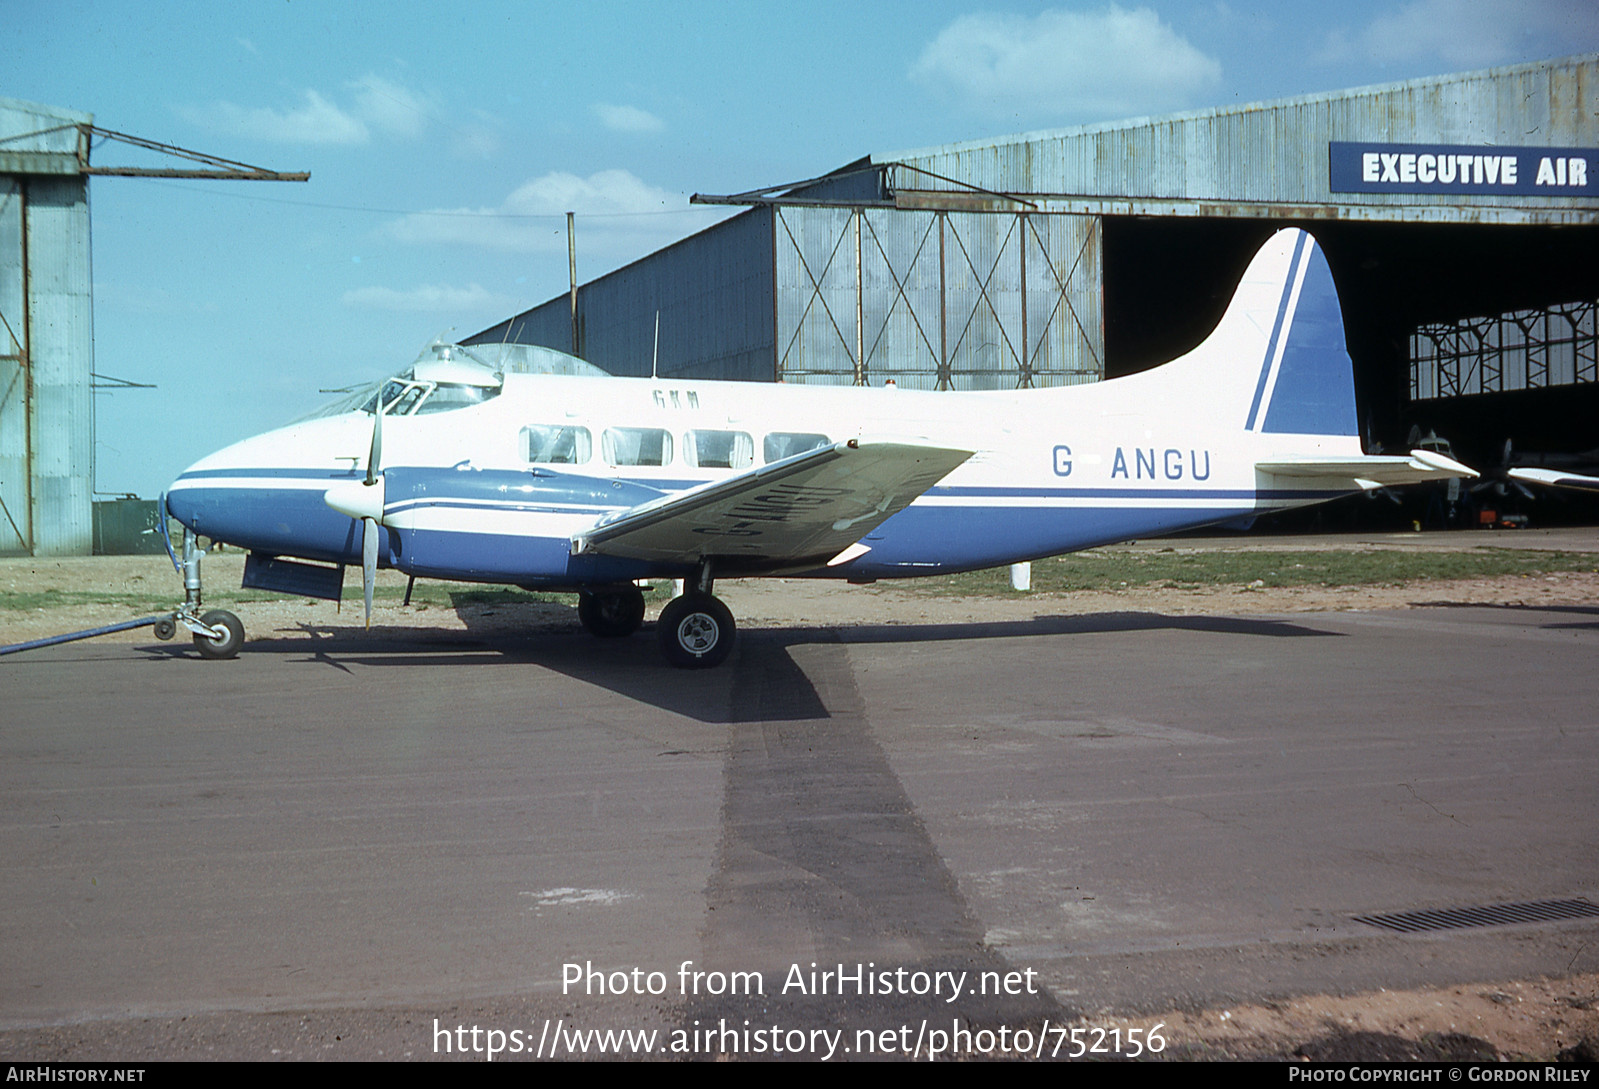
0;99;95;556
774;206;1101;389
0;178;27;552
25;176;94;555
883;54;1599;222
469;208;775;381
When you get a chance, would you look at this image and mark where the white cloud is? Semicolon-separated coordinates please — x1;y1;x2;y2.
911;5;1222;122
349;75;434;139
341;283;516;313
382;169;724;255
1319;0;1599;68
181;89;369;145
591;103;666;133
181;74;436;146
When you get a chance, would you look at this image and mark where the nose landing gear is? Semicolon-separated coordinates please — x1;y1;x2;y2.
163;509;245;660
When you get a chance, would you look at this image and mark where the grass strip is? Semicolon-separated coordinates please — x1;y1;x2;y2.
877;548;1599;597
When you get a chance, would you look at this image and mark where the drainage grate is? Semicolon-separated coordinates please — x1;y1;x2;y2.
1353;898;1599;934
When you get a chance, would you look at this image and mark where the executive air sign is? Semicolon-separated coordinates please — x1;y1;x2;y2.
1329;141;1596;196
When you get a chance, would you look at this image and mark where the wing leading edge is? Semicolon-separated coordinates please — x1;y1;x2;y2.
572;440;973;569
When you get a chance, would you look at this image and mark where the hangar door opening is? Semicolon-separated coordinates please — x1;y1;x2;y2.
773;206;1102;390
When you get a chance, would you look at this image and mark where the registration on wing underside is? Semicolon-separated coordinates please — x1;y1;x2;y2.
571;441;974;564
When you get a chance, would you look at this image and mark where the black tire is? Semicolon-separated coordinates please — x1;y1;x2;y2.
193;609;244;660
657;593;735;669
153;617;176;641
577;587;646;638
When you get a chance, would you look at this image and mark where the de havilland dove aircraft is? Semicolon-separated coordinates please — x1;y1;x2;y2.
162;228;1474;668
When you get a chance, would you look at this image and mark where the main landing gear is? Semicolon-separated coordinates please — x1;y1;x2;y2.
657;592;734;669
578;565;736;669
656;562;735;670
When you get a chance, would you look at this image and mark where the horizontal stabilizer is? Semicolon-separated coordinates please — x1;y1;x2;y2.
1257;448;1478;490
573;440;972;567
1509;467;1599;494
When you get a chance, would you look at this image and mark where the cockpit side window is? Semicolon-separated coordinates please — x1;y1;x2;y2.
413;382;500;415
522;425;592;465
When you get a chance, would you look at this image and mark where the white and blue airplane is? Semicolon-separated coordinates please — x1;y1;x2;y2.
164;228;1474;667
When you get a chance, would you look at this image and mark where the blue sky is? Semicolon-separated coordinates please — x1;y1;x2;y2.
6;1;1597;498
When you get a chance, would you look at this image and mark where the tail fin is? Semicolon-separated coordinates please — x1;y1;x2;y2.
1240;230;1359;437
1152;228;1360;440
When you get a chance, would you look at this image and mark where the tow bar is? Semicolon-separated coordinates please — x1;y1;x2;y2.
1;497;242;659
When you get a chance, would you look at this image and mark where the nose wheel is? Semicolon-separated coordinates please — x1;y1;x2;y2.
161;515;246;659
191;609;244;659
657;592;735;669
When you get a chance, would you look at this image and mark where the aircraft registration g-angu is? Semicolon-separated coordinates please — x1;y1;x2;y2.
164;228;1474;667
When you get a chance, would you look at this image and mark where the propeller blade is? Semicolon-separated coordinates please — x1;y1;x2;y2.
362;516;378;629
366;406;384;486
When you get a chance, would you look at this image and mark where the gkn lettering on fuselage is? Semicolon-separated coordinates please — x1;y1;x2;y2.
1053;445;1213;481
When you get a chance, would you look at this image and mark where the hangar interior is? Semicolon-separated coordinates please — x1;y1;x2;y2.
470;54;1599;486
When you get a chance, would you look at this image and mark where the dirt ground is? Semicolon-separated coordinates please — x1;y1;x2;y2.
4;544;1599;1060
6;544;1599;650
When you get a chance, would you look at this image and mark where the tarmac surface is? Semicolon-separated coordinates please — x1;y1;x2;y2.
1;537;1597;1060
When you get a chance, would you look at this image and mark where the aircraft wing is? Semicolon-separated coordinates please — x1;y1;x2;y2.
1508;467;1599;493
1257;448;1478;490
572;440;973;568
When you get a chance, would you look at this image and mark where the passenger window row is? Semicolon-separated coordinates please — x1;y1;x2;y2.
520;426;831;469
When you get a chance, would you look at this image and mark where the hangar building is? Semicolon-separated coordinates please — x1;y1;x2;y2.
470;54;1599;469
0;98;95;556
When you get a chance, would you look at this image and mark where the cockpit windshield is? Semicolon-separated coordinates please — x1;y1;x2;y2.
299;349;503;421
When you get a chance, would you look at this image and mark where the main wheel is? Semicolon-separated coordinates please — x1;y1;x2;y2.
657;593;735;669
577;586;646;638
193;609;244;660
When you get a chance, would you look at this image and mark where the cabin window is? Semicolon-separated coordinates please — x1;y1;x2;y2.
763;432;832;463
602;427;673;467
521;425;592;465
683;430;754;470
